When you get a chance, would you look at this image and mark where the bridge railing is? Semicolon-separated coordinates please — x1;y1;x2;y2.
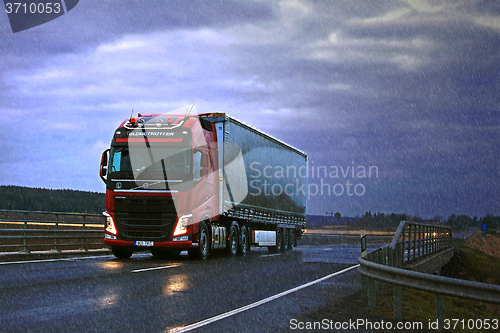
358;221;500;331
0;209;105;253
367;221;454;270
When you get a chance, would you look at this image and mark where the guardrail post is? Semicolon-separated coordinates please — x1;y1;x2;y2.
408;224;412;261
439;229;442;250
394;286;402;321
436;294;444;332
360;230;367;258
415;225;419;259
425;226;429;256
82;215;88;251
395;243;402;268
433;227;436;253
368;277;377;309
408;224;412;262
402;224;406;264
388;246;394;267
22;212;30;253
362;275;368;303
53;214;61;253
412;224;417;260
419;225;423;258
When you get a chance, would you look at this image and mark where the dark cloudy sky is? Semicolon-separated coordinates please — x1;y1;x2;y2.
0;0;499;218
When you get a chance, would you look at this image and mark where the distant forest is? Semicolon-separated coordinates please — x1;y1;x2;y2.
308;211;500;232
0;186;105;214
0;186;498;231
351;211;500;232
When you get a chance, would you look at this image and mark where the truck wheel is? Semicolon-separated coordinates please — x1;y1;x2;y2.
238;225;248;256
112;246;133;259
227;223;239;257
276;228;284;252
192;222;209;260
283;228;290;251
288;229;294;250
268;228;284;253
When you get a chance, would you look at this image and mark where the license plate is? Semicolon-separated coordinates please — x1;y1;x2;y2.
135;241;154;247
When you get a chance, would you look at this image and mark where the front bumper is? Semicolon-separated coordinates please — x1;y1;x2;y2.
104;238;198;249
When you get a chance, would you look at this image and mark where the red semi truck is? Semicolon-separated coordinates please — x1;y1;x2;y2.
99;106;307;259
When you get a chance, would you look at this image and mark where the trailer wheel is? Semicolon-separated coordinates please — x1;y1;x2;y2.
287;229;294;251
276;227;284;252
191;221;209;260
112;246;133;259
238;226;248;256
268;227;284;253
283;228;290;251
227;223;239;257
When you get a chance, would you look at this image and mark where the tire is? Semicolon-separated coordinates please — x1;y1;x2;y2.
268;227;284;253
112;246;133;259
227;223;239;257
191;222;209;260
288;229;294;251
238;225;248;256
283;228;289;251
276;228;284;252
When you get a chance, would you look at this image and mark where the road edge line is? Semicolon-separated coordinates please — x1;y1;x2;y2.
166;264;360;333
132;264;180;273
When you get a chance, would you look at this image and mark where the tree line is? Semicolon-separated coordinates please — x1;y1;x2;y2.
1;186;498;232
351;211;499;232
0;186;105;214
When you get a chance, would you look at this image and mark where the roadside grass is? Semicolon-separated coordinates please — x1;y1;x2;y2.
460;247;500;285
464;233;500;262
372;238;500;332
374;286;500;332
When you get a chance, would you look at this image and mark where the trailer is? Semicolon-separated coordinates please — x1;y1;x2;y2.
99;106;307;259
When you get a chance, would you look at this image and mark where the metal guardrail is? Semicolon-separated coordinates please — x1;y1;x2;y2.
300;233;393;246
0;209;104;253
358;257;500;304
358;221;500;331
386;221;453;268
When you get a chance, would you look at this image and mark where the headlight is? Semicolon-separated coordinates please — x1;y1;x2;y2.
173;214;192;236
103;212;117;235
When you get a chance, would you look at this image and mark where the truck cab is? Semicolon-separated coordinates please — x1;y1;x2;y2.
100;106;306;260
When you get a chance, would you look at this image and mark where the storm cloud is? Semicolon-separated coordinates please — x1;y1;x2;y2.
0;0;499;218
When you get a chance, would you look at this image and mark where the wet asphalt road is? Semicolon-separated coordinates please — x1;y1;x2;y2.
0;244;379;333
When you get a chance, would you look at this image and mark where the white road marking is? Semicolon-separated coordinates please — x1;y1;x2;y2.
132;264;180;273
260;253;282;258
166;264;360;333
0;255;115;265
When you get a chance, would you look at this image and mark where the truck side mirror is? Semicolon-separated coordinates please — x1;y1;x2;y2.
100;149;110;182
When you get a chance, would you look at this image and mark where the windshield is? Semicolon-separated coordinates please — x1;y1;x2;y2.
109;146;192;181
